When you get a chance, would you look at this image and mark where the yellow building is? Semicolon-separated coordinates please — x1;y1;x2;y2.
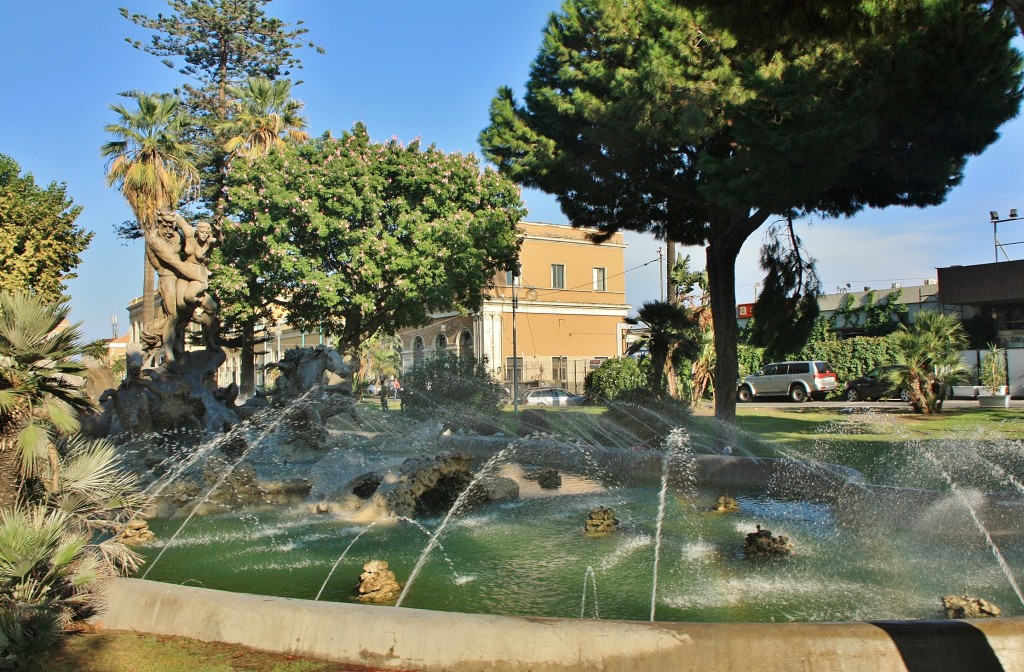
396;221;631;393
127;221;631;392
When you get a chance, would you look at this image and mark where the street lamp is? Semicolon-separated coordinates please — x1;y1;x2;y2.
989;209;1022;262
511;266;537;417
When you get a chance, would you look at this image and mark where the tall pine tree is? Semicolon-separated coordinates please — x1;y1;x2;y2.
481;0;1022;426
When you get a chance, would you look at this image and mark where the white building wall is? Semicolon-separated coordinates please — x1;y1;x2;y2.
1007;348;1024;397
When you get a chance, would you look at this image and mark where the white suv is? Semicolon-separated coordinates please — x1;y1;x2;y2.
737;361;838;403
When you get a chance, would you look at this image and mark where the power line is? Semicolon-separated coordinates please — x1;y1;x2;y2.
518;256;661;299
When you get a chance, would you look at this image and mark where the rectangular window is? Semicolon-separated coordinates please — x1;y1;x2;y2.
505;356;523;382
593;267;607;292
551;264;565;289
552;356;567;384
505;271;515;287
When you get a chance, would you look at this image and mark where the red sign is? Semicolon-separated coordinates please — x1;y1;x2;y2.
737;303;755;319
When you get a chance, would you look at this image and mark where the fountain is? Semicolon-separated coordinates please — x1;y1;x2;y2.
94;388;1024;670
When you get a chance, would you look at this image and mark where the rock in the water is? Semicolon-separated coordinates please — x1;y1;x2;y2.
118;519;156;545
714;494;739;513
473;476;520;503
584;506;618;536
942;594;1001;619
355;560;402;603
528;468;561;490
349;453;477;518
743;525;793;558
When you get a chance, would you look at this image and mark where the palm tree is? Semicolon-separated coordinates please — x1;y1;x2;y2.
222;77;309;159
626;301;700;399
678;268;715;406
888;311;969;414
220;77;308;397
0;293;149;666
0;291;106;509
101;91;197;327
358;332;403;399
0;505;91;669
0;437;148;670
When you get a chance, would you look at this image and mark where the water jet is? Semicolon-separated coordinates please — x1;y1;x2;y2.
98;399;1024;670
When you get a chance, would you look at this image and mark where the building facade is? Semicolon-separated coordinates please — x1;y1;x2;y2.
396;222;632;393
938;259;1024;396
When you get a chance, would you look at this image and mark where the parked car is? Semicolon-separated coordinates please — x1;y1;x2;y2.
737;361;838;403
843;366;911;402
520;387;585;406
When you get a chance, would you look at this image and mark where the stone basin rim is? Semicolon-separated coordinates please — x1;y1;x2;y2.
96;577;1024;672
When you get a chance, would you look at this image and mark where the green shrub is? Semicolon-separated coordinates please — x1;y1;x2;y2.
737;344;764;377
584;357;646;402
0;600;63;672
799;335;902;390
401;353;505;423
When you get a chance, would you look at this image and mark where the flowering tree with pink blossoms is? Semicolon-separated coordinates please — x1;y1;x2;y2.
219;123;524;386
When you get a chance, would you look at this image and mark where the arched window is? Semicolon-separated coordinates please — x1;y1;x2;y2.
458;330;473;358
435;333;448;351
413;335;424;365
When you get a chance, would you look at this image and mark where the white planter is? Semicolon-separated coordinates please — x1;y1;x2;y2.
978;394;1010;408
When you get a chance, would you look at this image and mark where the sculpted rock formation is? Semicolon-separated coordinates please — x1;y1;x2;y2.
942;594;1002;619
584;506;619;536
355;560;402;603
330;453;520;519
743;525;794;558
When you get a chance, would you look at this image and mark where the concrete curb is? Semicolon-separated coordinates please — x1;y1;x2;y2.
97;578;1024;671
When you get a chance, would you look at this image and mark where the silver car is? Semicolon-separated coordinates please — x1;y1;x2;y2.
737;361;838;403
520;387;585;406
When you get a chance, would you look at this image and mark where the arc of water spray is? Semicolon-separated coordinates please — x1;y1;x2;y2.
142;398;291;501
315;516;459;601
650;448;671;622
581;566;599;619
142;386;324;579
316;520;388;601
974;453;1024;497
395;446;513;608
920;446;1024;608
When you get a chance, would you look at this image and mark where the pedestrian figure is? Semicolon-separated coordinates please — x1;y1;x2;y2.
379;380;389;411
392;378;401;399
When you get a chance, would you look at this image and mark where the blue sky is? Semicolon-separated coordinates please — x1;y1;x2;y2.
2;1;1023;341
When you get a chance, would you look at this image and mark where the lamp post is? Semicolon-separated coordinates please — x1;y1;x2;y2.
512;281;519;417
511;266;537;417
990;209;1022;262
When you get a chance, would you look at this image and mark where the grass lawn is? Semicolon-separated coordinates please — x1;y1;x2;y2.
43;628;371;672
727;405;1024;487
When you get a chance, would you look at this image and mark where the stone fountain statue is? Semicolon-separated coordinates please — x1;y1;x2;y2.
89;209;238;437
141;210;222;370
92;210;266;440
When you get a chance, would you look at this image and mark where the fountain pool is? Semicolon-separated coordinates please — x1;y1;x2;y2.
99;408;1024;670
136;449;1024;623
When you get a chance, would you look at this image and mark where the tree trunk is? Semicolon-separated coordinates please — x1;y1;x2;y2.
665;347;679;399
706;240;740;430
0;409;27;510
704;210;770;434
0;435;21;511
240;316;256;398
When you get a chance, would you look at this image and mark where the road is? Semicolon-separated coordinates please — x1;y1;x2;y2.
734;398;1023;410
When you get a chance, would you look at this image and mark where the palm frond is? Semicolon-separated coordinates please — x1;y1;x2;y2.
14;421;50;479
